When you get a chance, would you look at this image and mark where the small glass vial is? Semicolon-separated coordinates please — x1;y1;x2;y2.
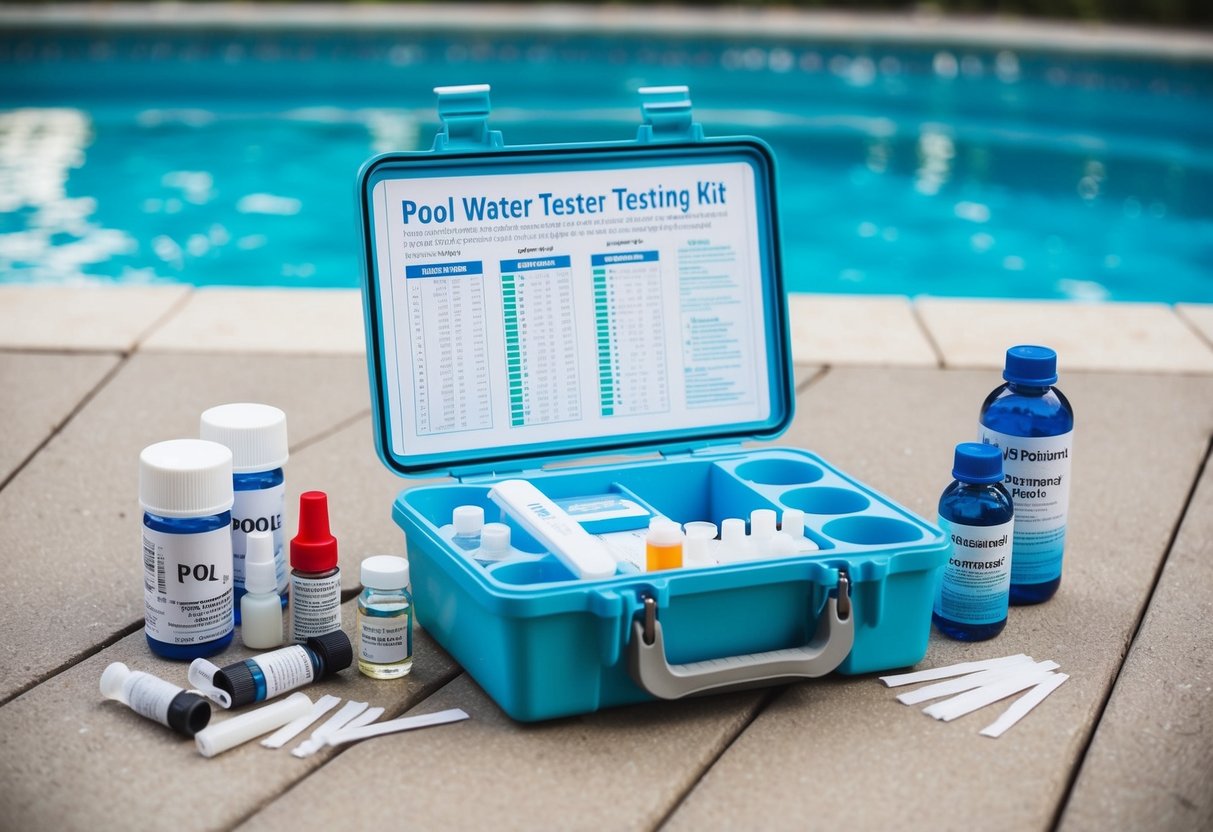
451;505;484;551
139;439;235;660
357;556;414;679
933;443;1015;642
474;522;513;566
201;403;290;621
645;518;684;572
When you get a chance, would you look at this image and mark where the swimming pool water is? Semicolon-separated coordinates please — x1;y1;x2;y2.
2;29;1211;302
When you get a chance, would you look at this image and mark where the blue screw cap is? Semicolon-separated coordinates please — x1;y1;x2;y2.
1003;344;1058;386
953;442;1004;484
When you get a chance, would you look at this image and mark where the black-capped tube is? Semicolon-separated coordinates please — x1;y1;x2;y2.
100;662;211;738
214;631;353;707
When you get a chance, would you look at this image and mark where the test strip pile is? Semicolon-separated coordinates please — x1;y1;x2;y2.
879;654;1068;738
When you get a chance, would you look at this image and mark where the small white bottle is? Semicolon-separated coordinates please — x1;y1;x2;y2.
241;530;284;649
474;522;513;566
451;505;484;551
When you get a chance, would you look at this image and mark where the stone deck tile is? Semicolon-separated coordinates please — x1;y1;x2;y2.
0;285;189;351
1176;302;1213;349
140;288;366;355
665;367;1213;830
0;600;461;832
788;293;938;367
916;298;1213;374
1058;453;1213;831
0;351;118;486
0;353;371;703
240;674;766;832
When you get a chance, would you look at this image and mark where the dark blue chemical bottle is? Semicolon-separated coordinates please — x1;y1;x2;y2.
140;440;236;660
979;346;1074;605
201;403;290;623
933;443;1015;642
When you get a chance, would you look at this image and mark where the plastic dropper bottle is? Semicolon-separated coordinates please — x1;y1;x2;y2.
979;345;1074;604
200;403;289;623
214;631;352;707
241;530;284;649
933;443;1015;642
139;439;235;660
290;491;342;644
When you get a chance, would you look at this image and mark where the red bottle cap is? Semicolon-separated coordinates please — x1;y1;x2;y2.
291;491;338;573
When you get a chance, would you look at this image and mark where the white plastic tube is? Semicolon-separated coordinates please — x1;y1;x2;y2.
195;692;312;758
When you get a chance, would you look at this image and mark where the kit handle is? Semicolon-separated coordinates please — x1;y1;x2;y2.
628;572;853;700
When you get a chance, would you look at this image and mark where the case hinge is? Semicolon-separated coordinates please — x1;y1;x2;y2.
636;85;704;144
432;84;504;152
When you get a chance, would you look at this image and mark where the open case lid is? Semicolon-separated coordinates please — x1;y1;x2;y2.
358;85;794;479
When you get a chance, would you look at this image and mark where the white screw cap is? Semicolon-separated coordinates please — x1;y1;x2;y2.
480;522;511;553
750;509;777;539
140;439;234;517
361;555;409;590
244;530;278;594
453;505;484;536
200;403;288;473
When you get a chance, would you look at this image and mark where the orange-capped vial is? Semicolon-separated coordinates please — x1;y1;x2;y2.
645;518;684;572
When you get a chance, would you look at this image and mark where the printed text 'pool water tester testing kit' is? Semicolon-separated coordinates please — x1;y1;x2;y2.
368;159;775;466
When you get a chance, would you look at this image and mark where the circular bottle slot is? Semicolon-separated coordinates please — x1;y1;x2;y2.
822;516;923;545
782;486;870;516
488;558;576;586
733;458;824;486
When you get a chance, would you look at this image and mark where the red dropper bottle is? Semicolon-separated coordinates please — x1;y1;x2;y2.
289;491;342;643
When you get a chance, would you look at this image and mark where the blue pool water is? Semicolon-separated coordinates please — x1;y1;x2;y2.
2;29;1211;301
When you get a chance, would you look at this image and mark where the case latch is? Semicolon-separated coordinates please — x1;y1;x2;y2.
432;84;504;151
636;85;704;144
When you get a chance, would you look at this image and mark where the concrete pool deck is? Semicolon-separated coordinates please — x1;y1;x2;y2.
1;284;1211;831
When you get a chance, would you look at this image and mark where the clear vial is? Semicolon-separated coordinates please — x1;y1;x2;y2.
357;556;414;680
451;505;484;551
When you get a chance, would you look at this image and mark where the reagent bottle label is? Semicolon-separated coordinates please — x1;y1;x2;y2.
978;428;1072;584
935;517;1014;626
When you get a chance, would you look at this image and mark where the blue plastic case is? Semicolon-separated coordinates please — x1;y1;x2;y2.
358;86;947;721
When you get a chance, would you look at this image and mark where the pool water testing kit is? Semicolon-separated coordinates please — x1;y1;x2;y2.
357;85;949;721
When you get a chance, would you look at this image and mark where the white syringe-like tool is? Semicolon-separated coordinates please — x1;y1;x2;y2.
488;479;617;580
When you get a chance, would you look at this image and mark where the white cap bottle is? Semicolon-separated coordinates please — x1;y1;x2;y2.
240;530;284;649
200;403;290;614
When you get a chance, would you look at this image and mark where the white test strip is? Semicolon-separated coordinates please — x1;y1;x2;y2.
980;673;1069;738
924;669;1059;721
260;694;341;749
897;659;1057;705
344;706;384;732
879;654;1032;688
324;708;470;748
291;700;369;758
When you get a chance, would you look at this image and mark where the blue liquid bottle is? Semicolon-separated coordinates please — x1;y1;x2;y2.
139;439;236;660
979;346;1074;605
201;403;290;622
933;443;1015;642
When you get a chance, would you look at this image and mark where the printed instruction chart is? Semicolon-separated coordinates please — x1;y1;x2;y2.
370;159;773;459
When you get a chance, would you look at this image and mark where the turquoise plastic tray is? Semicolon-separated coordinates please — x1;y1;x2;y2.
363;86;946;721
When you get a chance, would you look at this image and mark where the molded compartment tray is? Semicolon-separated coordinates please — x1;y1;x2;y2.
394;448;946;721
